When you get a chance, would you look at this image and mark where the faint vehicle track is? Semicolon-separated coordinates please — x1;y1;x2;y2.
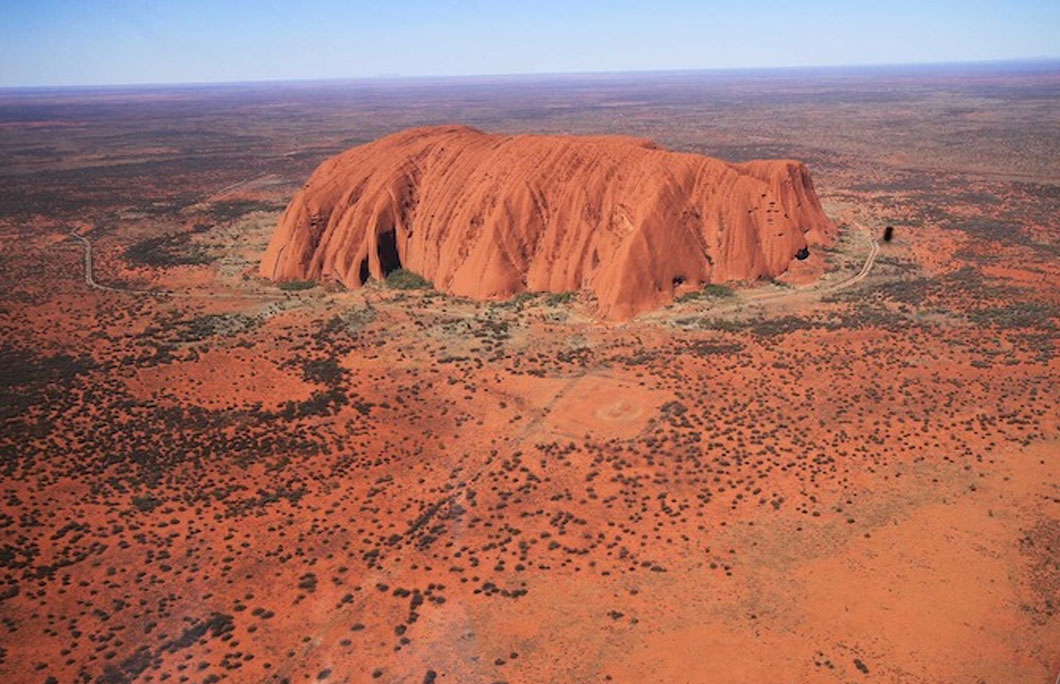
711;222;878;311
70;219;878;317
664;222;879;322
68;231;287;300
258;370;589;684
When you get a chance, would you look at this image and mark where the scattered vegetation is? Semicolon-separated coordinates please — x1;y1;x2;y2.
124;228;211;267
208;199;279;222
676;283;735;303
278;279;316;291
3;63;1058;684
385;269;432;290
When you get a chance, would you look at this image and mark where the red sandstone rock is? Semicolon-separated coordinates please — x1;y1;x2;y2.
261;125;834;318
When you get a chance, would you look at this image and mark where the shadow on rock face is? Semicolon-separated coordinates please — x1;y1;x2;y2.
795;246;810;260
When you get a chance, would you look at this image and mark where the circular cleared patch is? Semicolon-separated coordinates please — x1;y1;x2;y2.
595;399;642;422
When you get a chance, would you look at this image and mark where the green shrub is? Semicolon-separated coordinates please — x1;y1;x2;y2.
131;495;160;513
676;283;735;303
509;291;537;306
278;280;316;291
385;269;431;290
702;284;735;297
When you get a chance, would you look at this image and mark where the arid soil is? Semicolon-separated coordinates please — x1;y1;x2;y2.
1;63;1059;684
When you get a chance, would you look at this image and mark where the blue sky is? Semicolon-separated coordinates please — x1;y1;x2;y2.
1;0;1058;86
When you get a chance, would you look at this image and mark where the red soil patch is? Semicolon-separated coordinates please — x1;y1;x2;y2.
125;347;317;410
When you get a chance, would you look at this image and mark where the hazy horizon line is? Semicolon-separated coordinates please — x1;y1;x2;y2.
2;55;1059;92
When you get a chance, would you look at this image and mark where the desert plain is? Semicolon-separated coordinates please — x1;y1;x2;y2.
1;63;1059;683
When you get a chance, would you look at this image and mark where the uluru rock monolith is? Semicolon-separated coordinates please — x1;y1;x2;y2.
261;125;834;318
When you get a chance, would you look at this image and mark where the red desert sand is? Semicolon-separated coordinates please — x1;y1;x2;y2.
4;69;1059;684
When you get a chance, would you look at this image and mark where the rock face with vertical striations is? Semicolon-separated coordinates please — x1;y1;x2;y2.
261;125;834;319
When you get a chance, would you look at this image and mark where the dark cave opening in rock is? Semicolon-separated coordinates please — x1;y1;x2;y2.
378;229;401;276
358;256;370;285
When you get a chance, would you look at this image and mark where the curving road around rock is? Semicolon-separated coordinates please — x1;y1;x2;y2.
698;221;878;315
68;230;287;300
70;219;879;315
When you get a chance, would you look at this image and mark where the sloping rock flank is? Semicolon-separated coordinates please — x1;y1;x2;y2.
261;125;834;318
